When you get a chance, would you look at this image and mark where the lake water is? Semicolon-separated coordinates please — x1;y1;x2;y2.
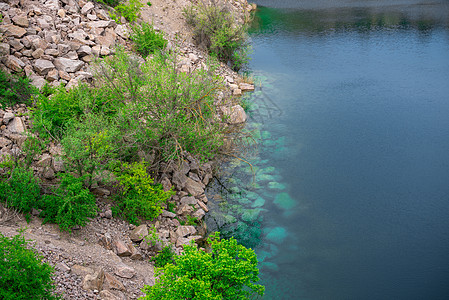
205;1;449;299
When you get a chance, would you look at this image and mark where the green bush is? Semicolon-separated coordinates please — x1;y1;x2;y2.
141;232;265;300
95;0;122;7
112;161;174;225
39;174;98;232
31;84;107;140
0;232;60;300
0;69;37;109
151;245;176;267
95;48;226;163
131;22;167;57
61;113;119;188
0;167;40;221
183;1;250;70
110;0;143;23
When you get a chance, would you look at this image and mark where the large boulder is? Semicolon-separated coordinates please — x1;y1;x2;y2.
129;225;148;242
34;59;55;75
82;268;105;291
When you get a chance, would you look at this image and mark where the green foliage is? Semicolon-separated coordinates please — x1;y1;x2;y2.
186;215;198;226
147;2;152;7
152;245;176;267
39;174;98;232
95;0;122;7
131;22;167;57
141;232;265;300
110;0;143;23
61;113;119;187
0;69;37;109
95;48;226;163
0;232;60;300
183;1;251;70
31;84;109;140
112;161;174;225
0;167;40;221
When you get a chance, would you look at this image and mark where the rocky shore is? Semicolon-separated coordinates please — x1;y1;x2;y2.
0;0;256;299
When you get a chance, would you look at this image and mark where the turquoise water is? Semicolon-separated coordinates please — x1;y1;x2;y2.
206;1;449;299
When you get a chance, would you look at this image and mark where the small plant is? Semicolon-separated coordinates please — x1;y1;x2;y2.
130;22;167;57
39;174;98;232
167;202;176;213
95;0;122;7
183;0;251;70
151;245;176;267
110;0;143;23
0;167;40;221
112;161;174;225
0;69;37;109
141;232;265;299
147;1;152;7
0;232;60;300
186;215;198;226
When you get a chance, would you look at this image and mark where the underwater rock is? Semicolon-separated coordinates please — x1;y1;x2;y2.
267;181;286;190
261;261;280;272
251;197;265;208
265;227;287;244
241;208;262;223
274;192;296;210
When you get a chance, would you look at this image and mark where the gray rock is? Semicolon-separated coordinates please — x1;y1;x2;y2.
82;268;105;291
0;24;27;38
34;59;55;75
55;262;71;272
99;290;122;300
12;15;29;28
222;105;247;124
0;137;11;148
130;225;148;242
161;210;176;218
175;225;197;238
180;196;197;205
172;171;188;190
184;177;204;197
37;153;52;167
32;38;48;51
88;20;112;28
193;209;206;220
81;2;94;15
197;200;209;212
77;45;92;57
103;272;126;291
3;112;15;124
30;75;47;90
5;56;25;72
32;48;44;59
114;25;129;38
46;69;59;81
54;57;84;73
113;240;131;257
8;117;25;133
239;83;255;91
114;263;136;279
0;43;10;56
9;39;24;51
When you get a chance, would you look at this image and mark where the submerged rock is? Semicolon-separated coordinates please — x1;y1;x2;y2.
274;192;296;210
251;197;265;208
265;227;287;244
241;208;262;223
267;181;286;190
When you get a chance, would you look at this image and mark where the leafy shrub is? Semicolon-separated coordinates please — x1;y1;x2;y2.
131;22;167;57
151;245;176;267
112;161;174;225
39;174;98;232
0;69;37;109
110;0;143;23
95;0;122;7
183;1;250;70
141;232;265;300
0;167;40;221
61;113;119;188
0;232;60;300
31;84;109;140
95;48;226;163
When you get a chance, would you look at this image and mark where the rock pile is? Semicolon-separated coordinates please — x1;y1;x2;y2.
0;0;130;89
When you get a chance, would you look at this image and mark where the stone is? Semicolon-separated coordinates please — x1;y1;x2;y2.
177;204;194;216
57;9;66;18
65;75;84;90
77;45;92;57
8;117;25;133
161;210;176;218
241;208;262;222
46;69;59;81
5;56;25;72
44;49;59;57
176;235;201;248
81;2;95;15
222;105;247;124
71;264;94;277
36;18;50;29
32;38;48;51
180;196;197;205
172;171;188;189
175;225;197;238
100;46;111;56
192;209;205;220
99;290;121;300
202;173;212;185
55;262;71;272
43;167;55;179
114;263;136;279
113;240;131;257
3;112;15;124
34;59;55;75
0;43;10;56
54;57;84;73
274;192;296;210
0;24;27;38
130;225;148;242
88;20;112;28
32;48;44;59
128;243;143;260
161;177;172;192
9;39;24;51
197;200;209;212
103;272;126;291
82;268;105;291
239;83;255;91
0;137;12;148
59;70;71;81
114;25;129;38
267;181;286;190
233;88;242;96
99;233;113;250
52;156;64;172
12;15;28;28
184;177;204;197
30;76;47;89
251;197;266;208
37;153;52;167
